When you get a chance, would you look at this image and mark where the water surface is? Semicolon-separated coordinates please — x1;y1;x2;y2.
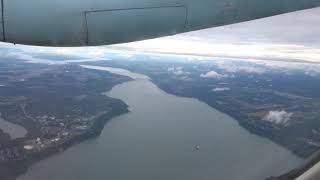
18;66;302;180
0;113;27;139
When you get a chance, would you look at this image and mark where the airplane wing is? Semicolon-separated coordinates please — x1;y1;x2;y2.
1;0;320;47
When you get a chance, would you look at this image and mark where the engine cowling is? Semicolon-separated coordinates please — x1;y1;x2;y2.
2;0;320;47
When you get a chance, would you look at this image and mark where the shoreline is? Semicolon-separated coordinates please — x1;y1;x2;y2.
152;81;307;159
1;105;129;180
83;61;317;160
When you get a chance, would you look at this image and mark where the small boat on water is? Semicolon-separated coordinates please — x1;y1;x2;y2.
194;144;200;151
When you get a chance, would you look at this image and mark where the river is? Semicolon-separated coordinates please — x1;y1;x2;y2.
17;65;302;180
0;113;27;139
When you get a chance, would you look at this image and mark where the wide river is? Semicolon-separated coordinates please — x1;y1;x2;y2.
18;65;302;180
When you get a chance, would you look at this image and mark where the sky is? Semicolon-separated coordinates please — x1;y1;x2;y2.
0;7;319;63
112;7;320;63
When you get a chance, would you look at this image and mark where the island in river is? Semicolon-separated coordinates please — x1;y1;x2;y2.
0;59;131;180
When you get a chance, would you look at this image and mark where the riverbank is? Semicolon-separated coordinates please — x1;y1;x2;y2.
19;67;303;180
1;102;129;180
105;58;318;159
0;61;135;180
154;81;314;159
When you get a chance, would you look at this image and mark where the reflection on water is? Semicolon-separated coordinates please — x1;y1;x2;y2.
18;66;302;180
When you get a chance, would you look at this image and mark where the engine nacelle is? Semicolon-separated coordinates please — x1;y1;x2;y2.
1;0;320;46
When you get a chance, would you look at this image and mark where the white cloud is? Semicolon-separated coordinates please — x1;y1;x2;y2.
0;51;102;65
121;54;133;58
223;66;265;74
112;8;320;63
216;61;265;74
167;67;175;71
263;110;293;125
87;50;105;58
200;71;228;79
168;67;189;76
254;60;320;76
173;70;185;75
0;51;58;64
54;48;74;55
212;87;230;92
179;76;192;81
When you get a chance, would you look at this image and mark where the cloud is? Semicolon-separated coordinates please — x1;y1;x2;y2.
212;87;230;92
0;50;103;65
173;70;185;75
200;71;228;79
215;61;266;74
112;8;320;63
0;51;56;64
222;66;265;74
121;54;134;58
263;110;293;125
54;48;74;55
167;67;175;71
253;60;320;76
87;50;105;58
168;66;189;76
